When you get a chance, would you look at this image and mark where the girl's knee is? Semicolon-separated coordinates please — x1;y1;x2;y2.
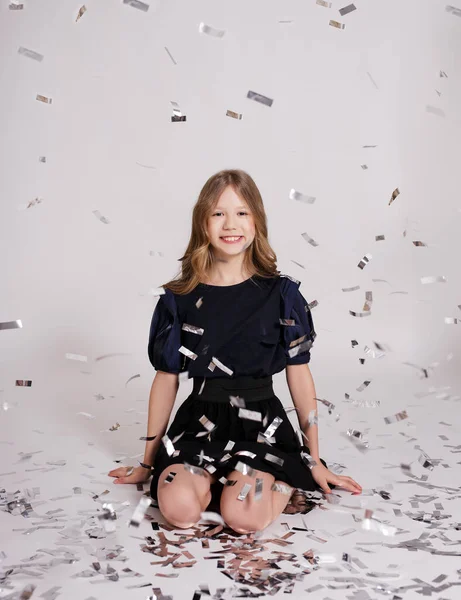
158;476;211;529
159;491;202;528
220;500;272;533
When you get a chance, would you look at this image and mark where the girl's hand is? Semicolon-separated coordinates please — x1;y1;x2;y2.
311;464;362;494
108;465;151;484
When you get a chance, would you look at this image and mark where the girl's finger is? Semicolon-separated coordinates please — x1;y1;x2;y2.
321;481;332;494
347;479;362;489
114;477;125;484
337;476;362;489
108;468;125;477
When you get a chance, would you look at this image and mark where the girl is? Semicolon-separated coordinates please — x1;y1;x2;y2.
108;169;362;533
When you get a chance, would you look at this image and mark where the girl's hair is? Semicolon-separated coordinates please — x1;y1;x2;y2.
162;169;280;295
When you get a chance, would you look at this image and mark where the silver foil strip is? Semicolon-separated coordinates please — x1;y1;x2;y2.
237;483;252;501
238;408;262;422
264;453;284;467
235;461;255;477
263;416;283;438
182;323;204;335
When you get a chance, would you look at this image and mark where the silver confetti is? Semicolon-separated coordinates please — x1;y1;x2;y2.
235;461;255;477
226;109;242;120
288;339;314;358
123;0;149;12
0;319;23;330
357;253;372;269
263;416;283;438
200;511;225;524
129;496;151;527
339;3;356;16
271;482;292;495
446;4;461;17
254;478;263;501
18;47;44;61
389;187;400;205
329;19;345;29
179;346;198;360
182;323;204;335
183;463;207;477
264;453;284;467
164;46;176;65
308;410;318;426
76;5;86;22
418;450;434;470
229;395;246;408
36;94;52;104
421;275;447;284
199;415;216;432
92;210;110;224
66;353;87;362
209;356;233;376
289;189;316;204
97;503;117;532
247;90;273;107
384;410;408;424
301;232;319;247
171;100;186;122
356;380;371;392
237;483;252;501
234;450;257;459
198;22;226;38
301;451;317;469
238;408;262;422
224;440;235;452
162;435;175;456
316;0;332;6
362;512;396;536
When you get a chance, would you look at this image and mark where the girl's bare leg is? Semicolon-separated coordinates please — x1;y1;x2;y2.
220;469;292;534
157;464;215;529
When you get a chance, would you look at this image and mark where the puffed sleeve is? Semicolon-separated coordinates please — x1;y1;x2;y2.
280;275;317;365
147;288;182;374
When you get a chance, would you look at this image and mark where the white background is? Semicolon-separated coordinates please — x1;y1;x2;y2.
1;1;460;599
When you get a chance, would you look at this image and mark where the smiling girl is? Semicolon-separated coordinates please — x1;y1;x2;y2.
108;169;361;533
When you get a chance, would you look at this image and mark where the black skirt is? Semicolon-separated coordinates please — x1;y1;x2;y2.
150;375;328;502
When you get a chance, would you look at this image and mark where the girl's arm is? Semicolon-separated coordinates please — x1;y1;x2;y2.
142;371;179;466
285;363;320;460
286;363;362;494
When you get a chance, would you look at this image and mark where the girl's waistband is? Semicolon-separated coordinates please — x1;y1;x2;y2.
191;375;274;403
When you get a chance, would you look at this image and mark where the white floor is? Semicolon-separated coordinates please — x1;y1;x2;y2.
1;364;461;600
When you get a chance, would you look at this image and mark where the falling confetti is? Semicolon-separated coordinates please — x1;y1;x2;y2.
226;109;242;119
247;90;273;107
171;100;186;122
123;0;149;12
18;47;44;61
339;3;356;15
289;189;316;204
92;210;110;224
329;19;345;29
198;22;226;38
75;5;86;22
36;94;52;104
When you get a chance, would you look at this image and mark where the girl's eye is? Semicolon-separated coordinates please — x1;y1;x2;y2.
213;212;248;216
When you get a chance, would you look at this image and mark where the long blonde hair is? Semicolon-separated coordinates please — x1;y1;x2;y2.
162;169;280;295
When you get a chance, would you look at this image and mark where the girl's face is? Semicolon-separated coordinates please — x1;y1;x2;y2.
206;186;256;256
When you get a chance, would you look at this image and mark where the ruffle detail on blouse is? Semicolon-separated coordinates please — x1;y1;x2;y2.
279;274;317;365
147;288;183;374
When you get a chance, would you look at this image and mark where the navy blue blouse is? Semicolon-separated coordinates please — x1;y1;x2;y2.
148;274;316;378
